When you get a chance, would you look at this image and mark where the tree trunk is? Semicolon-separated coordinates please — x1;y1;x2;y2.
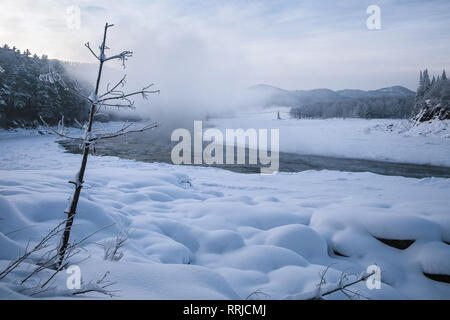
57;23;109;267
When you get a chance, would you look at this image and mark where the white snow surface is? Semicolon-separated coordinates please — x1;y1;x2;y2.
209;113;450;167
0;121;449;300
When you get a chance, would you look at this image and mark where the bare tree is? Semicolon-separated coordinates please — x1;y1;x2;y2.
0;218;115;292
40;23;159;267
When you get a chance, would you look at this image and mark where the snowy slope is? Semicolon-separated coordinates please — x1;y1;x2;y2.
209;115;450;167
0;127;449;300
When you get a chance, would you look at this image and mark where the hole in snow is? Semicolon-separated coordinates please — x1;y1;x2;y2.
423;272;450;284
333;250;349;258
373;237;415;250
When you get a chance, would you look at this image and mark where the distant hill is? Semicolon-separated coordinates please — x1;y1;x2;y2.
294;88;346;104
248;84;416;119
338;86;414;99
248;84;415;107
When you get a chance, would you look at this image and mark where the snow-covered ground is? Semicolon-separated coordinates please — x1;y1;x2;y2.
0;118;449;300
210;111;450;167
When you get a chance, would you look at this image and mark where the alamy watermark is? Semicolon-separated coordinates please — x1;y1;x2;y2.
366;264;381;289
66;5;81;30
366;5;381;30
171;121;279;174
66;265;81;289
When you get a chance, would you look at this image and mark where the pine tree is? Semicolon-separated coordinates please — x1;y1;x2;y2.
442;70;447;81
423;69;431;91
417;70;424;97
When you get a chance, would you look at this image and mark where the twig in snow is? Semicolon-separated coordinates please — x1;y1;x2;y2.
70;271;119;297
245;289;270;300
103;228;130;261
283;265;376;300
0;218;69;280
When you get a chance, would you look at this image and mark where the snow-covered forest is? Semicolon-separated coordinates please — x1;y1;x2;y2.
289;70;450;120
0;45;91;128
414;69;450;122
290;92;415;119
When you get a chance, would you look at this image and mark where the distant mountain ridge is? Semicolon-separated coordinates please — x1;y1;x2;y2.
248;84;415;107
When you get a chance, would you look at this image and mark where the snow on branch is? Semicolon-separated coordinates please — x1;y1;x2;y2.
41;114;159;146
104;50;133;68
40;70;93;104
0;218;69;281
39;116;84;142
88;121;159;143
9;221;116;294
98;83;160;104
103;228;130;261
84;23;131;68
69;271;119;297
23;271;119;298
283;266;375;300
99;75;127;99
85;42;100;61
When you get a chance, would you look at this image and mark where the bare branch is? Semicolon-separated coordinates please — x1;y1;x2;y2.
104;51;133;68
39;116;84;142
283;269;376;300
85;42;100;61
98;84;160;104
89;122;159;144
19;222;115;289
245;289;270;300
70;223;116;250
316;271;374;299
89;122;159;142
70;271;119;297
98;102;136;110
56;77;93;103
0;218;69;280
25;271;119;298
99;75;127;99
103;228;130;261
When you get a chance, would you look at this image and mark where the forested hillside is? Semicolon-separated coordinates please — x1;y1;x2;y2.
290;95;415;119
0;45;91;128
413;69;450;122
288;87;415;119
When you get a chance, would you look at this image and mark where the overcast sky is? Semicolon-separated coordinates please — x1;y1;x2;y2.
1;0;450;92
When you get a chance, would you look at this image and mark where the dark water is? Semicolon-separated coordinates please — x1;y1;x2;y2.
59;133;450;179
